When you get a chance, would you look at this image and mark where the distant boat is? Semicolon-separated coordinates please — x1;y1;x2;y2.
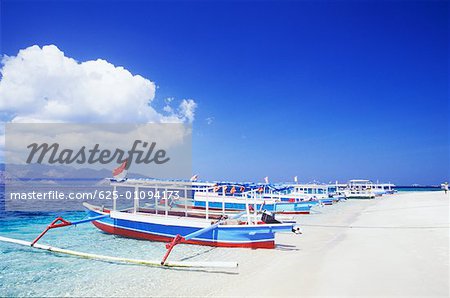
191;184;313;214
344;179;376;199
277;183;338;205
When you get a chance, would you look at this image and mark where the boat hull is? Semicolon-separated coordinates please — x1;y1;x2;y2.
192;200;312;214
344;189;376;199
84;203;294;249
320;198;334;205
274;195;335;206
345;195;375;199
282;198;334;205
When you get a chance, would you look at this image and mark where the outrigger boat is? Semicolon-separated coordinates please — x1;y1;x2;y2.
82;179;300;258
277;183;338;205
344;179;376;199
190;183;313;214
380;182;396;194
0;178;300;269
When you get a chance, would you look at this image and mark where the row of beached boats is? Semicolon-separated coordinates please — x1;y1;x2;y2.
82;178;395;254
0;175;396;269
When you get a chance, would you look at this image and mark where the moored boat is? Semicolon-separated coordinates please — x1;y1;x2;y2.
344;179;376;199
191;190;313;214
84;179;300;249
279;183;336;205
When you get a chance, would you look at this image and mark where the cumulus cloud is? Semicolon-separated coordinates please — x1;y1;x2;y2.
0;45;196;123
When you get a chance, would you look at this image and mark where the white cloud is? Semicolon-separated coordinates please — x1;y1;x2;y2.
163;105;173;113
206;117;214;125
0;45;196;124
178;99;197;123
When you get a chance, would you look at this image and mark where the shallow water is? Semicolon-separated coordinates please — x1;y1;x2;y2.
0;201;221;296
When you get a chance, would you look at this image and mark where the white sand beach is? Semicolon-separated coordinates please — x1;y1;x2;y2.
154;191;449;297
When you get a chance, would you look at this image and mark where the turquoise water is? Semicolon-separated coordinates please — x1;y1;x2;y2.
395;187;442;192
0;190;216;296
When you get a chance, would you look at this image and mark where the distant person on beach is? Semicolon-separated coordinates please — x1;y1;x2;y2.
443;183;448;194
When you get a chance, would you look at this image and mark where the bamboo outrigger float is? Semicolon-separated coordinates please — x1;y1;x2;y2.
0;235;238;269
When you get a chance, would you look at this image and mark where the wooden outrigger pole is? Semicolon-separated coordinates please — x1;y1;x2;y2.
0;213;238;269
30;214;109;246
161;211;247;265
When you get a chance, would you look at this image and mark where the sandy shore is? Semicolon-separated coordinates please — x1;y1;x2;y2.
155;191;449;297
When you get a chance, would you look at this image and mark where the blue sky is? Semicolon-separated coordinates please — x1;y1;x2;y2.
1;0;448;184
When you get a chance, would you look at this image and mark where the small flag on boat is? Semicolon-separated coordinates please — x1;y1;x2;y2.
264;176;269;184
257;186;263;193
190;174;198;182
113;159;128;181
230;186;236;194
